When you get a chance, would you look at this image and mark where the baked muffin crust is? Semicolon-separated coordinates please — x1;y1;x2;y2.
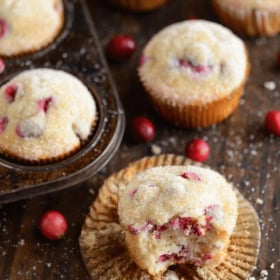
0;69;96;161
118;165;238;276
0;0;64;56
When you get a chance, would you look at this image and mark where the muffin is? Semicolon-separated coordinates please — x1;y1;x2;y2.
0;69;97;163
212;0;280;37
118;165;238;276
111;0;167;12
0;0;64;56
138;20;249;128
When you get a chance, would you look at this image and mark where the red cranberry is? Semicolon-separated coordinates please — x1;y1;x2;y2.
0;58;5;74
4;84;18;103
185;139;210;162
0;19;7;39
131;116;155;143
179;59;212;74
0;117;8;134
159;254;172;262
265;110;280;136
180;171;201;181
38;97;53;113
39;210;68;240
106;35;136;61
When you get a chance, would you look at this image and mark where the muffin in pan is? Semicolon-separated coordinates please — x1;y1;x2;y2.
111;0;167;12
118;165;238;276
212;0;280;37
138;20;249;128
0;69;97;163
0;0;64;56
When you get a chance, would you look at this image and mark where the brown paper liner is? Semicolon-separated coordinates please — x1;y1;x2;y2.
0;4;64;58
111;0;167;12
139;53;250;129
80;154;260;280
211;0;280;37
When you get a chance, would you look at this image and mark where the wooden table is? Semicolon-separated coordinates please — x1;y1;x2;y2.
0;0;279;279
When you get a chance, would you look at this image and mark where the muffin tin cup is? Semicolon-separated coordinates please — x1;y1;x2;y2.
79;154;260;280
0;0;125;204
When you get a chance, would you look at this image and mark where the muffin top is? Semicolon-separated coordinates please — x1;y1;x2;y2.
0;0;63;56
214;0;280;10
0;69;97;161
118;165;238;236
139;20;248;106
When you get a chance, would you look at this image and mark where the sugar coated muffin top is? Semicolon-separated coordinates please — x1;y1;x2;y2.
0;69;97;161
139;20;248;105
119;165;237;236
0;0;63;56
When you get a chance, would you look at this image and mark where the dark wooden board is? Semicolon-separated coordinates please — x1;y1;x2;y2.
0;0;279;279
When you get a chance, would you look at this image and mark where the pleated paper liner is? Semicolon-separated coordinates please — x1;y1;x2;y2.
138;60;250;128
211;0;280;37
79;154;261;280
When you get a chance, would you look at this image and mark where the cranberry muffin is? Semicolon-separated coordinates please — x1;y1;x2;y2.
118;165;238;276
0;69;97;162
138;20;249;128
212;0;280;36
0;0;64;56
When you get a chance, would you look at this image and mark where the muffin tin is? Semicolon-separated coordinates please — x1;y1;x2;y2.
0;0;125;204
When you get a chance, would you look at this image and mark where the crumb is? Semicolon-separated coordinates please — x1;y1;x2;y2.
260;270;268;277
264;81;276;91
270;263;275;269
151;144;162;155
88;188;95;195
18;239;25;246
248;277;256;280
256;198;264;205
46;262;52;268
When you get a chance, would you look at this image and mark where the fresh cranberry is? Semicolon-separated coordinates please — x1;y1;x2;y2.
0;19;7;39
129;188;138;198
106;35;136;61
179;59;213;74
185;139;210;162
38;97;53;113
0;117;8;134
39;210;68;240
4;84;18;103
0;58;5;74
265;110;280;136
159;254;172;262
131;116;155;143
180;171;201;181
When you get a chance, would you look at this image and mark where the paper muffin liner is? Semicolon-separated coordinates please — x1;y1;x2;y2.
79;154;260;280
111;0;167;12
211;0;280;37
138;53;250;129
0;3;64;58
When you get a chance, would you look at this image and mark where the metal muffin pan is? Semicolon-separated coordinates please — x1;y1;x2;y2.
0;0;125;204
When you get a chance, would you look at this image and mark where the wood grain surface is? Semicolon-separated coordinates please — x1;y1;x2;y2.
0;0;279;279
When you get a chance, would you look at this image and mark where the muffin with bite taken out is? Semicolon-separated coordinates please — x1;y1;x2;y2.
118;165;238;276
